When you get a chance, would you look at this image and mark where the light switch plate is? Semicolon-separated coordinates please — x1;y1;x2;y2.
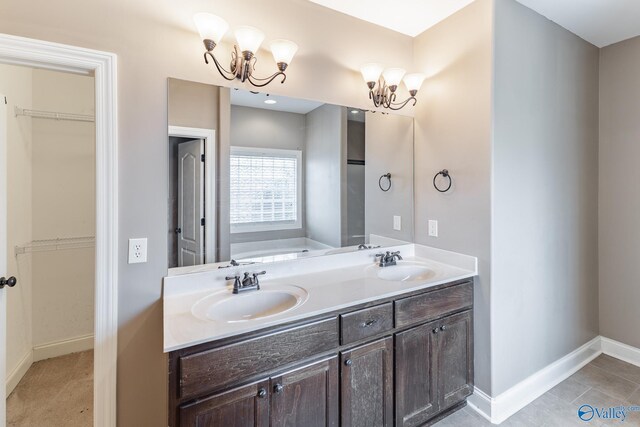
393;215;402;231
428;220;438;237
128;238;148;264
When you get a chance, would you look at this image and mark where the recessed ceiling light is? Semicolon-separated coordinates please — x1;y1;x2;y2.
350;109;359;114
264;99;277;105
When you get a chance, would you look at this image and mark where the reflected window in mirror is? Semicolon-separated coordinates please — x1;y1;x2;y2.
230;147;302;233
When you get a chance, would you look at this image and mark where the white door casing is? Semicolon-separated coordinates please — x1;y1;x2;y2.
0;95;7;427
177;139;204;267
0;34;118;427
168;126;216;265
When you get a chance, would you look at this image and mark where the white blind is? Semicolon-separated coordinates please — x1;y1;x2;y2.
230;149;299;225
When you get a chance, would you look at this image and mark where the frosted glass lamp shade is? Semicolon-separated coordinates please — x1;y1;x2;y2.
382;68;406;88
360;63;384;84
403;73;426;92
235;26;265;54
193;13;229;44
270;39;298;65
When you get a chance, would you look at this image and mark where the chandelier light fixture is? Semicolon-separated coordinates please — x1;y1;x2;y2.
360;63;426;110
193;13;298;88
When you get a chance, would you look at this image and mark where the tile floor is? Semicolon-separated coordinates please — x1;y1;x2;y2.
6;350;93;427
435;354;640;427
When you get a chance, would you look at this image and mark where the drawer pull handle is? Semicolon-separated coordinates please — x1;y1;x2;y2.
440;325;446;331
273;383;284;394
345;359;353;366
257;388;267;398
432;328;439;334
362;319;378;328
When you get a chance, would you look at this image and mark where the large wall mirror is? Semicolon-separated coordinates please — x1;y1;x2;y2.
167;78;414;271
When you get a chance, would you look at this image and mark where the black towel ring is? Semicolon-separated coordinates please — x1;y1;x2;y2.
379;173;392;192
433;169;452;193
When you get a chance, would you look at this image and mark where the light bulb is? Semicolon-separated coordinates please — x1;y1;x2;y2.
235;26;265;54
382;68;406;88
403;73;426;93
360;63;384;85
270;39;298;66
193;13;229;45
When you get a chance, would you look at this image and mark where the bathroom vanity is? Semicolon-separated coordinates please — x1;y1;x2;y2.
164;245;477;427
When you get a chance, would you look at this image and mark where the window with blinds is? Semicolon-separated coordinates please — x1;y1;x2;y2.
230;147;302;233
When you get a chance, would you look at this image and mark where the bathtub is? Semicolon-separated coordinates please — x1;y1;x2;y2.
230;237;334;263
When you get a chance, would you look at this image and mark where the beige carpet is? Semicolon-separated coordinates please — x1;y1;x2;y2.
7;350;93;427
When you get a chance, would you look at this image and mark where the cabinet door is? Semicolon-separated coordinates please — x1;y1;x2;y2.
179;380;269;427
395;321;439;427
341;337;394;427
436;311;473;411
270;356;339;427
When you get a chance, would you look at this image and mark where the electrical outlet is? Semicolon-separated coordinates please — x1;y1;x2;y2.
128;238;148;264
428;220;438;237
393;215;402;231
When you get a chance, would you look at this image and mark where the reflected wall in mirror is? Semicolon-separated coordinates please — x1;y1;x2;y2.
167;78;414;270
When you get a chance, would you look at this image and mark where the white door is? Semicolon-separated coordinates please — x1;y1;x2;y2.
0;94;7;426
177;139;204;267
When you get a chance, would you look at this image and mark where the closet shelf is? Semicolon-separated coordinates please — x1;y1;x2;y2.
15;236;95;256
14;106;95;123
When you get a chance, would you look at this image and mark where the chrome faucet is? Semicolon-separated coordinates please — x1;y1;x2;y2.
225;271;266;294
375;251;402;267
358;244;381;250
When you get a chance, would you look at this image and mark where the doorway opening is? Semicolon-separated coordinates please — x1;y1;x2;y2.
2;63;95;425
167;126;216;269
0;33;118;427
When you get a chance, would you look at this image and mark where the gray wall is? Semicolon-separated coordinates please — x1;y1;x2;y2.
412;0;494;394
599;36;640;350
365;112;414;243
305;104;346;247
492;0;600;394
230;105;307;244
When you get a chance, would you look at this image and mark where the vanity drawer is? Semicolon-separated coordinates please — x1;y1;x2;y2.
340;303;393;345
178;317;339;400
395;282;473;328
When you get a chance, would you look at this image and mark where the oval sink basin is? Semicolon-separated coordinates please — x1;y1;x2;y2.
369;262;435;282
191;285;309;323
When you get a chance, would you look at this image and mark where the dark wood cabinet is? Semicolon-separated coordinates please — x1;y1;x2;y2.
395;310;473;427
169;279;474;427
341;337;394;427
436;311;473;411
179;380;269;427
270;357;339;427
395;321;439;427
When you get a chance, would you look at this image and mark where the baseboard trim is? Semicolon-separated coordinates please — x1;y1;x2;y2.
33;334;94;362
6;350;33;396
601;337;640;368
468;336;602;424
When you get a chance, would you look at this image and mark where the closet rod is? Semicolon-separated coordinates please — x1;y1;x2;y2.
14;106;95;123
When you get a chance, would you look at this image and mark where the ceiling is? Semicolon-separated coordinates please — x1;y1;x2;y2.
308;0;640;47
514;0;640;47
307;0;476;37
230;89;324;114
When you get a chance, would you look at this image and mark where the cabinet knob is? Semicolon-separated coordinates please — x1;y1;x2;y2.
344;359;353;366
440;325;446;331
432;328;439;334
257;388;267;398
362;319;377;328
273;383;284;394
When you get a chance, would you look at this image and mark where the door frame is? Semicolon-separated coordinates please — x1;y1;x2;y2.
168;126;216;264
0;33;118;426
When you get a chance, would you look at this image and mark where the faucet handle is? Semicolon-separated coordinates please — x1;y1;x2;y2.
225;275;241;281
390;251;403;260
225;275;242;291
252;271;267;278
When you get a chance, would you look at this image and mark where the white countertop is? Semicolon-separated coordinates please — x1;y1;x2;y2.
163;244;477;352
